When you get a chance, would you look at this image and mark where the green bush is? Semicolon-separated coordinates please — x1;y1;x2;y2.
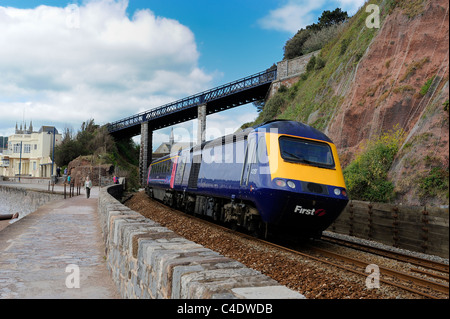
260;93;285;122
306;55;316;72
343;127;405;202
419;76;435;96
284;29;312;60
315;57;326;70
302;23;346;54
418;166;449;199
340;38;350;55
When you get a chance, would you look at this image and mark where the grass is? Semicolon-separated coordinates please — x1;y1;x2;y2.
399;57;430;82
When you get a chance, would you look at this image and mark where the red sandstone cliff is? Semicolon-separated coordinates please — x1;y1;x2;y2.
326;0;449;205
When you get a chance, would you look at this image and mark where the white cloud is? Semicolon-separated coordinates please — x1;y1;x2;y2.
0;0;213;132
258;0;366;34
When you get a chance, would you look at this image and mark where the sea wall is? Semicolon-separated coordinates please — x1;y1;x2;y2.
98;184;305;299
0;185;64;219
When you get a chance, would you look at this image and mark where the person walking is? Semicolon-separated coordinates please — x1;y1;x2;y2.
85;176;92;199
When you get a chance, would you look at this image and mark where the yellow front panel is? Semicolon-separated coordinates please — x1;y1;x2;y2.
265;133;346;188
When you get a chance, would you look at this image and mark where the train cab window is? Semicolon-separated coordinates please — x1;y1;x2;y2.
279;136;335;169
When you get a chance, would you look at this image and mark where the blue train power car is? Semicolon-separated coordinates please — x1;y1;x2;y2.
146;120;348;239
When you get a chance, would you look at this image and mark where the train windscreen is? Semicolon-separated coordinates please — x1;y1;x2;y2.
279;136;335;169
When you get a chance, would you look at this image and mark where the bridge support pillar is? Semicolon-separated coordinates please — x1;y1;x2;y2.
140;122;153;187
197;103;206;145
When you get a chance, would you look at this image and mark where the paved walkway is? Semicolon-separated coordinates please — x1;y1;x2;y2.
0;187;120;299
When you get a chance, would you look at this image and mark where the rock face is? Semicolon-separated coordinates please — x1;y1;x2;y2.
327;0;449;205
67;156;114;186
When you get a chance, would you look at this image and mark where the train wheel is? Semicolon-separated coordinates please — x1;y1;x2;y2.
249;220;267;239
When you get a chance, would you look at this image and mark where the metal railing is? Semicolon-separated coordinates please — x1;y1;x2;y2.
107;69;277;133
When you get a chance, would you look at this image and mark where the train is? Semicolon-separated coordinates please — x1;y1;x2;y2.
146;120;349;239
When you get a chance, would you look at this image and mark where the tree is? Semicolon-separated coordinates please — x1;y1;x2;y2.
283;28;312;60
319;8;348;28
54;119;113;167
283;8;348;59
307;8;349;31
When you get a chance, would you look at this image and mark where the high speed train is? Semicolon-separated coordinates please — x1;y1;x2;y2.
146;120;348;239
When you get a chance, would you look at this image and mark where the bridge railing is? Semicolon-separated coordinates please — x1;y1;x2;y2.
107;69;277;133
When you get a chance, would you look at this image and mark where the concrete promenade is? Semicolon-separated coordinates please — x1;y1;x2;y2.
0;185;120;298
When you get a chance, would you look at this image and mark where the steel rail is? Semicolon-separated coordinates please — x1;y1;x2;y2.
321;234;449;274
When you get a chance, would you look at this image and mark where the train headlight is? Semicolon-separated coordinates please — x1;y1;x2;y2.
275;179;286;187
287;181;296;189
333;188;341;196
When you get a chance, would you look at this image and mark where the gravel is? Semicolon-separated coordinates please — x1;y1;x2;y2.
125;191;446;299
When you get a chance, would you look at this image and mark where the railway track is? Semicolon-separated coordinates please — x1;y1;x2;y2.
127;194;449;299
307;241;449;299
245;231;448;299
320;234;449;274
181;211;449;299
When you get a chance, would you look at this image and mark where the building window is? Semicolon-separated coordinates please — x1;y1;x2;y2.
24;144;31;153
13;143;21;153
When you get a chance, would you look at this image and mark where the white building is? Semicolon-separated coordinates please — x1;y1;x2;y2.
0;123;62;178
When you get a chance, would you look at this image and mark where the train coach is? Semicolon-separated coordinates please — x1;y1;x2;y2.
146;120;349;239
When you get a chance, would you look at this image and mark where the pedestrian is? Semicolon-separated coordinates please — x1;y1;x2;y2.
67;174;71;185
85;176;92;199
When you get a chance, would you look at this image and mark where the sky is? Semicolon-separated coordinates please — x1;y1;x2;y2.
0;0;365;149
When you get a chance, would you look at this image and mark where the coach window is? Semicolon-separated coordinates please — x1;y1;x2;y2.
241;136;257;186
257;136;268;164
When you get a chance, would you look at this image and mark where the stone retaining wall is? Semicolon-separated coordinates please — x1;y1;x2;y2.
269;51;320;98
330;200;449;258
98;185;305;299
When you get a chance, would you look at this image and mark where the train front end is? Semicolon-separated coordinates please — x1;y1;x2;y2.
254;121;349;238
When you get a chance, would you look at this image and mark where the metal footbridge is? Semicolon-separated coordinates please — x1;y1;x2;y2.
107;68;277;137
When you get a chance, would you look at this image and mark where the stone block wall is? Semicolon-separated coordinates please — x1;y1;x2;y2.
276;51;319;80
98;185;305;299
269;51;320;98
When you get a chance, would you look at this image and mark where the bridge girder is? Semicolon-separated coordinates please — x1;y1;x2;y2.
108;69;276;139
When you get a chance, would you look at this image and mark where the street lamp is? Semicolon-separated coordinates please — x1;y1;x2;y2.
18;141;22;182
47;127;56;180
